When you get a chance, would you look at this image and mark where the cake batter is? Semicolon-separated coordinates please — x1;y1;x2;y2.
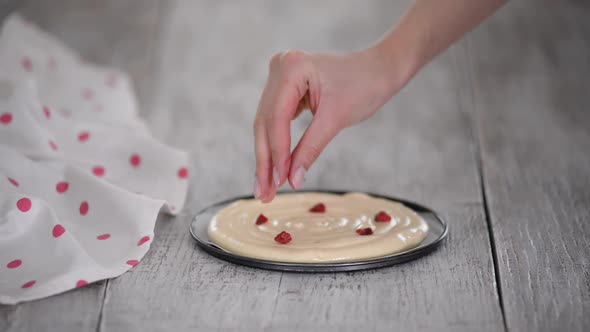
208;192;428;263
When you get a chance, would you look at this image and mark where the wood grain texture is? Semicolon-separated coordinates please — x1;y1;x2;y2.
99;1;504;331
0;281;106;332
469;1;590;331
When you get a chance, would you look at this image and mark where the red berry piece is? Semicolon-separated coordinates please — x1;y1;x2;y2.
255;213;268;225
356;227;373;236
374;211;391;222
274;231;292;244
309;203;325;213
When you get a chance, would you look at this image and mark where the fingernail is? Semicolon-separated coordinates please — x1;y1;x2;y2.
253;176;261;199
273;166;280;186
291;167;306;190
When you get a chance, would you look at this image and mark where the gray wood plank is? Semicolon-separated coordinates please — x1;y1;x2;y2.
0;282;106;332
100;1;504;331
468;1;590;331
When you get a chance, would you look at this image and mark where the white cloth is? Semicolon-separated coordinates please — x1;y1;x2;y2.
0;15;189;304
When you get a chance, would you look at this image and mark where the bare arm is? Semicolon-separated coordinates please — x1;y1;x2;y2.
375;0;506;93
253;0;506;202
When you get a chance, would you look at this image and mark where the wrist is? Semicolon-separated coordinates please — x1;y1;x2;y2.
367;35;422;98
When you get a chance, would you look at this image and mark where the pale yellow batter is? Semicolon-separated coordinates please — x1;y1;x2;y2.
207;192;429;263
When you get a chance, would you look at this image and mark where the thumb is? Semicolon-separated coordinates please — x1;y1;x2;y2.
288;113;341;189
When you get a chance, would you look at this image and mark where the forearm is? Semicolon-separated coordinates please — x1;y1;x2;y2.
374;0;506;89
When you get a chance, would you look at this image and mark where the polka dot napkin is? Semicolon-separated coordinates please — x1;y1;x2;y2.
0;14;189;304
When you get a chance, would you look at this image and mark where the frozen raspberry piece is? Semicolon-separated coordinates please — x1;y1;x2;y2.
309;203;326;213
374;211;392;222
356;227;373;236
256;213;268;225
274;231;292;244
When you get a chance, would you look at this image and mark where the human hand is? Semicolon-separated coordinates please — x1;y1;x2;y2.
253;47;409;202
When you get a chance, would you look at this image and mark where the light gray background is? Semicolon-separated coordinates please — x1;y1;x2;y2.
0;1;589;331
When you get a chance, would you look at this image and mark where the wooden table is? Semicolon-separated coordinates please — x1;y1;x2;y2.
1;1;588;331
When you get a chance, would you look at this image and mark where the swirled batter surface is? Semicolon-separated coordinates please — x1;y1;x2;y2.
207;192;429;263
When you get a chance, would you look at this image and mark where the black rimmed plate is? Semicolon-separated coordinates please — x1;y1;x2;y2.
190;190;448;272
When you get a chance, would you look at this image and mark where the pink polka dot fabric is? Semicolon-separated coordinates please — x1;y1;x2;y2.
0;15;189;304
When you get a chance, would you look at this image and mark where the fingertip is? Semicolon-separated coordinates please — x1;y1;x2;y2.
288;116;340;190
272;166;280;187
288;166;306;190
273;156;292;188
269;149;291;189
283;155;292;184
254;119;274;201
253;176;262;199
260;181;277;203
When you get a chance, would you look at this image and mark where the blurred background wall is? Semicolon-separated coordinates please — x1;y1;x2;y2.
1;0;588;207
